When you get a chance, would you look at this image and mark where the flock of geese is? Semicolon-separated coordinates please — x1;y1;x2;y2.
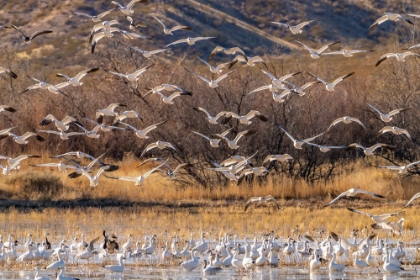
0;0;418;277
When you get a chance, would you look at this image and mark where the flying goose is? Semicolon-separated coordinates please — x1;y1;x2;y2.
37;130;85;140
277;125;324;149
295;40;340;59
375;51;420;66
196;56;238;74
96;103;127;123
0;131;45;144
125;15;147;30
305;142;347;153
369;12;413;29
244;195;280;212
7;25;52;43
261;70;301;88
119;41;167;58
90;20;120;37
327;116;365;131
90;27;121;53
209;46;246;61
73;8;116;22
111;0;148;15
112;110;143;125
120;121;166;139
232;55;267;68
30;161;78;172
0;154;40;166
271;20;315;34
214;129;256;149
222;110;268;125
346;143;393;156
0;67;17;79
55;68;99;88
405;192;420;207
263;154;293;165
0;105;16;113
192;128;232;148
184;68;236;88
324;188;385;207
40;115;81;131
165;37;215;48
192;107;228;124
153;90;192;105
347;208;404;223
105;163;165;186
144;84;190;97
21;75;66;96
141;141;177;157
282;80;320;96
376;126;411;140
103;64;154;88
377;160;420;174
307;72;354;92
152;16;192;35
367;103;409;122
322;49;374;57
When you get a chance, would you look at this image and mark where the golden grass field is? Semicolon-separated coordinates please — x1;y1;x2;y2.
0;154;418;248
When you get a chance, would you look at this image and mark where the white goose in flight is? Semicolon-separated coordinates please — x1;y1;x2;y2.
119;41;167;58
55;68;99;88
346;143;393;156
405;192;420;207
323;188;385;207
193;107;228;124
141;141;177;157
144;84;190;97
0;154;40;166
295;40;340;59
261;70;301;88
196;56;238;74
96;103;127;123
0;67;17;79
103;64;154;88
152;16;192;35
73;8;116;22
263;154;293;165
347;207;404;223
165;37;215;48
327;116;365;131
375;51;420;66
377;160;420;174
306;142;347;153
271;20;315;34
154;90;192;105
39;114;81;131
323;49;374;57
112;110;143;125
120;121;166;139
376;126;411;140
367;103;409;122
209;46;245;61
81;166;108;187
192;128;232;148
0;131;45;144
369;12;413;29
307;72;354;92
31;161;78;172
90;27;121;53
8;25;52;44
282;80;320;96
105;163;165;186
21;76;66;96
184;68;237;88
0;105;16;113
111;0;148;15
37;130;85;140
223;110;268;125
244;195;280;211
214;129;256;150
277;125;324;149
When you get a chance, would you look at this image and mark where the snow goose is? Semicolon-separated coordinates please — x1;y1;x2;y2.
21;76;66;96
105;253;125;274
376;126;411;140
120;121;165;139
119;41;167;58
405;191;420;207
73;8;116;22
346;143;393;156
369;12;413;29
295;40;340;59
96;103;127;124
56;267;80;280
232;54;267;68
192;107;228;124
327;116;365;131
34;266;49;280
354;252;368;273
278;125;324;149
0;131;45;144
39;115;81;132
203;260;221;275
378;160;420;175
393;242;405;260
263;154;293;165
184;68;236;88
214;129;256;149
103;64;154;89
80;167;108;187
367;103;409;122
272;20;315;34
209;46;245;61
347;208;404;223
305;142;347;153
152;16;192;35
0;67;17;79
7;25;52;43
37;130;85;140
323;48;374;57
46;249;65;270
261;70;301;88
324;188;385;207
383;249;404;273
165;36;215;48
310;250;321;270
376;51;420;66
192;130;224;148
222;110;268;125
55;68;99;88
231;248;245;271
196;56;238;74
140;141;177;157
192;232;208;254
153;90;192;105
111;0;148;15
307;72;354;91
329;252;346;272
90;27;121;53
112;110;143;125
105;162;164;186
17;243;33;262
372;218;405;236
180;249;200;271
